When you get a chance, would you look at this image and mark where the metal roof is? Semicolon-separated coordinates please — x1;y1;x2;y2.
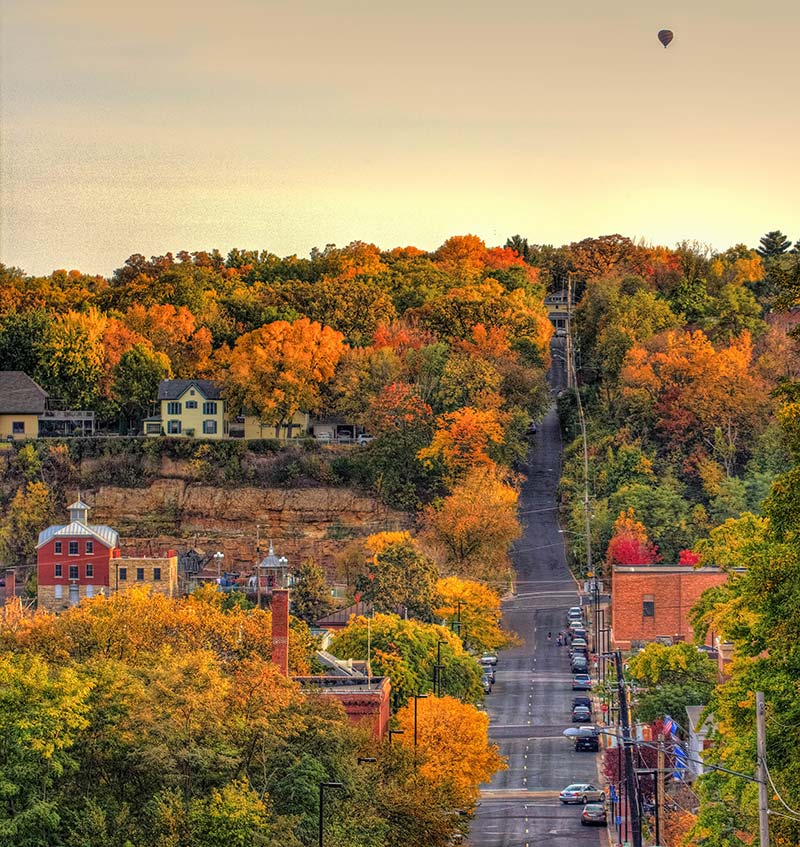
157;379;223;401
37;521;119;549
0;371;48;414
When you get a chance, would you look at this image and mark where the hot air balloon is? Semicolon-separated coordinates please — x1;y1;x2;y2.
658;29;674;48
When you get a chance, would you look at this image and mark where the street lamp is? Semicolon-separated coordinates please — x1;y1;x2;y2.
388;729;404;745
318;781;344;847
435;640;447;697
213;551;224;581
413;694;428;768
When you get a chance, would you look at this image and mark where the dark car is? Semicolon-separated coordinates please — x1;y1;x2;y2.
571;629;588;642
575;734;600;752
572;705;592;722
571;658;589;674
581;803;608;826
572;695;592;710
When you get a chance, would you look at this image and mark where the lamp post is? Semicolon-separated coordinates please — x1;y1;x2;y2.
213;551;224;581
318;781;344;847
413;694;428;768
435;640;447;697
388;728;404;746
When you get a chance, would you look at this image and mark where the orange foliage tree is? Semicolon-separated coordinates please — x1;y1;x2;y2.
124;303;212;376
418;407;506;479
421;467;521;582
395;695;506;804
434;576;518;653
223;317;345;427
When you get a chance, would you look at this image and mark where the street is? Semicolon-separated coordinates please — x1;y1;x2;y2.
468;340;604;847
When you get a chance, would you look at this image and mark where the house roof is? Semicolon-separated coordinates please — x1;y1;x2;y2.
157;379;223;401
37;521;119;550
0;371;48;415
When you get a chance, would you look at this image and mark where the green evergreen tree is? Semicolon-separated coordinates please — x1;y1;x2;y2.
290;558;334;624
756;229;792;258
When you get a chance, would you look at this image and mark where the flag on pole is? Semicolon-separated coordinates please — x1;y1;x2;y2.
672;744;687;781
662;715;678;737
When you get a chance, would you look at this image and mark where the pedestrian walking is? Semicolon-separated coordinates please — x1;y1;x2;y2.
547;631;552;641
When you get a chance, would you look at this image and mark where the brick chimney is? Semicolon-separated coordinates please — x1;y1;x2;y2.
4;569;15;603
271;588;290;676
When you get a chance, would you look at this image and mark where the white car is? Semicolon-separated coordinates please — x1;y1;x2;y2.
356;433;374;445
480;654;498;666
559;783;604;804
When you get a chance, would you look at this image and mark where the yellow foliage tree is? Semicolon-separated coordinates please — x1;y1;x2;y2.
434;576;518;653
395;695;506;804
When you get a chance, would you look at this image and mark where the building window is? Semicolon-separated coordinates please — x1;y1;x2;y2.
167;402;181;414
12;421;25;434
185;400;198;409
54;584;63;600
85;563;93;578
86;541;93;554
202;401;217;415
153;567;161;581
202;419;217;435
167;420;182;434
190;389;196;395
69;565;79;579
136;568;145;581
69;541;79;555
55;564;62;578
146;423;161;434
643;595;655;617
55;541;62;554
119;567;127;581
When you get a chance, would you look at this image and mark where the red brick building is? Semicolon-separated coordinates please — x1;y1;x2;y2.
611;565;736;650
37;500;120;609
37;501;178;611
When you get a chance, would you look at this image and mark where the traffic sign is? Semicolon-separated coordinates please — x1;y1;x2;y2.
601;703;608;713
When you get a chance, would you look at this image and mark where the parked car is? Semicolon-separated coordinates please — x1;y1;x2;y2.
581;803;608;825
572;673;592;690
337;432;353;443
480;653;498;666
559;783;605;804
569;638;588;650
356;433;374;445
572;695;592;710
571;661;589;675
575;734;600;752
572;705;592;722
571;647;589;662
571;628;588;641
567;606;583;620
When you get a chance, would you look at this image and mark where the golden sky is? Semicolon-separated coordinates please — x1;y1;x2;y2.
2;0;798;275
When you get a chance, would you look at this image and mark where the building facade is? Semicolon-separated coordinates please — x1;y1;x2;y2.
611;565;735;650
0;371;48;440
37;501;178;611
144;379;226;438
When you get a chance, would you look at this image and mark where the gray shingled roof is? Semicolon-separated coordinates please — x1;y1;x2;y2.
157;379;223;401
0;371;48;414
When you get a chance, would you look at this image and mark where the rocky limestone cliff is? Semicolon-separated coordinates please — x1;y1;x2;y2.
80;480;411;575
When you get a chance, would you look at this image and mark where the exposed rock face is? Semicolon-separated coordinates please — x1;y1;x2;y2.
83;480;411;574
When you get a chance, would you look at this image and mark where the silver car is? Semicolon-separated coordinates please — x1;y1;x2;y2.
559;783;605;804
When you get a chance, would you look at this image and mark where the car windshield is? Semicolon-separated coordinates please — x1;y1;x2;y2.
585;804;603;812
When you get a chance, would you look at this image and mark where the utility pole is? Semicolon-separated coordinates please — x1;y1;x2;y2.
566;275;573;389
615;650;642;847
756;691;770;847
657;733;665;847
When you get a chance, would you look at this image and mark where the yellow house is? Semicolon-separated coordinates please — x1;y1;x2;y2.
147;379;227;439
0;371;47;440
241;410;311;440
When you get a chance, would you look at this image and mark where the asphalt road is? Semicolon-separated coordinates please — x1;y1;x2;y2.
468;340;605;847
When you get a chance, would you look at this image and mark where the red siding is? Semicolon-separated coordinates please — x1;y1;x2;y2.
38;537;115;587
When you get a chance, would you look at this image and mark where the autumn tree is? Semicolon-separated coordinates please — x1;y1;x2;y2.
124;303;212;377
330;614;483;706
394;695;506;805
418;407;506;480
605;508;661;566
421;467;521;583
223;317;345;428
36;308;107;408
0;481;54;569
433;576;518;653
